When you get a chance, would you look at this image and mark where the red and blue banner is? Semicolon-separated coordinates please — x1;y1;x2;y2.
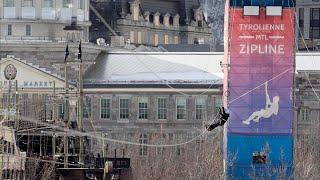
228;8;295;135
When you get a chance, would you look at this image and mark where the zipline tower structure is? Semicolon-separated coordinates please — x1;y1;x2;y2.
224;0;295;178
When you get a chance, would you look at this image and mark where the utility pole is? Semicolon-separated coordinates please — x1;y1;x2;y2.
77;42;84;166
64;45;70;168
14;80;19;130
52;81;56;159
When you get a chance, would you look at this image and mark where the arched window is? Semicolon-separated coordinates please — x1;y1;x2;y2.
159;15;164;24
169;16;173;25
149;14;154;23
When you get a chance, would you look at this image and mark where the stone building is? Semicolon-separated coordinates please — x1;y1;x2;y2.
1;48;320;178
0;52;224;179
0;0;91;42
90;0;213;48
296;0;320;50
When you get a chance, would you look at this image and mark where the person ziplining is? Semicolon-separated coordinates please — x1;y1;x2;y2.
206;107;230;131
242;82;280;125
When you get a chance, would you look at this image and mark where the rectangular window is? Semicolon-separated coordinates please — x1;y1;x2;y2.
215;96;222;113
310;8;320;39
137;31;142;44
7;24;12;36
176;97;187;120
26;24;31;36
299;8;304;28
174;36;179;44
58;103;64;120
23;0;33;7
196;97;206;120
154;34;159;46
139;134;148;156
138;97;148;119
164;35;169;44
77;0;84;9
43;0;53;8
119;98;129;119
157;98;167;119
301;108;310;121
77;0;83;9
63;0;71;8
100;99;111;119
4;0;14;7
83;97;91;118
130;31;135;44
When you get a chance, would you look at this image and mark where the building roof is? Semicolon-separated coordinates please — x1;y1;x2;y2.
84;52;222;87
159;44;211;52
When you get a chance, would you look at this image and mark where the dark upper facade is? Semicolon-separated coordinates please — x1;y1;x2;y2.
90;0;212;49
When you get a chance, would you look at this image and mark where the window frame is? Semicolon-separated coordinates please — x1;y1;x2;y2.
23;0;34;7
195;97;206;120
310;8;320;39
138;97;148;120
176;97;187;120
7;24;12;36
63;0;71;8
4;0;14;7
58;103;64;120
26;24;32;36
100;98;111;119
77;0;84;9
119;98;129;119
139;134;148;156
157;97;167;120
300;108;310;121
43;0;54;8
83;97;91;118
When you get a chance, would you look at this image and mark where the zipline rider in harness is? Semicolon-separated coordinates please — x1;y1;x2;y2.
206;107;230;131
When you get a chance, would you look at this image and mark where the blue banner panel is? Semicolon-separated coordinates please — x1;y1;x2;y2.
230;0;295;7
226;134;293;179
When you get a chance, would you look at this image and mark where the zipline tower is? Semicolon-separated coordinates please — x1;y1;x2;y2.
224;0;295;178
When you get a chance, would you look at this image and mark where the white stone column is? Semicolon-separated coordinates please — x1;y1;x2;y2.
304;7;310;39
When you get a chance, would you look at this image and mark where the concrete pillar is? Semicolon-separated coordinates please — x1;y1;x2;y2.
304;7;310;39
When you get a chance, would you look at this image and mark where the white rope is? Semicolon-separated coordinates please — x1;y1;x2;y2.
229;68;293;104
18;114;219;147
